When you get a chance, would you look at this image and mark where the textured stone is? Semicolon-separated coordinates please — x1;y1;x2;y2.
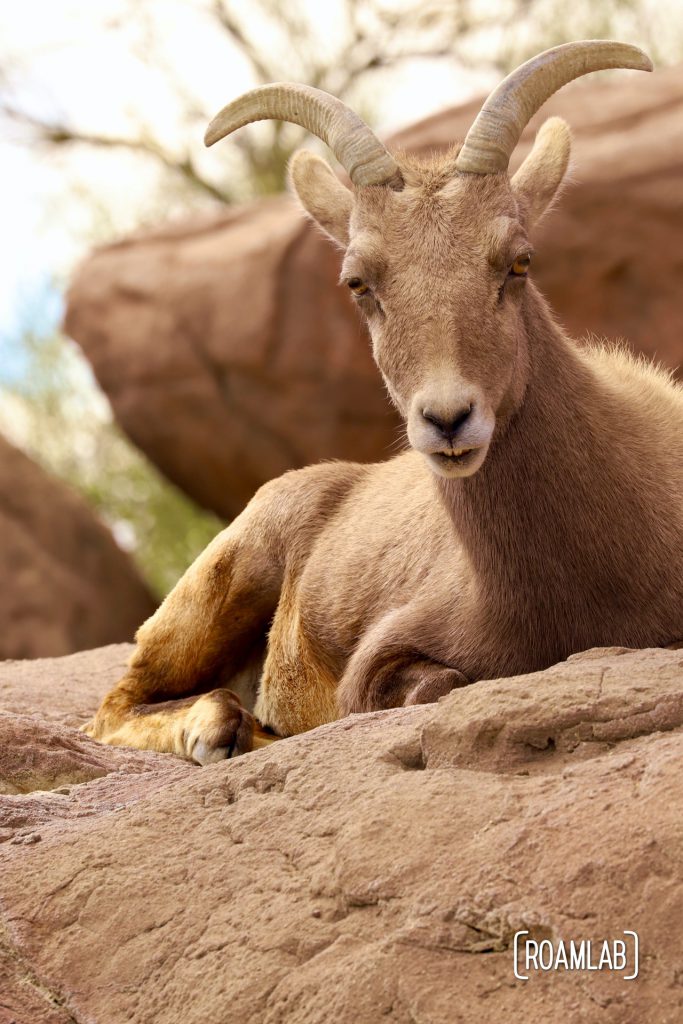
1;644;682;1022
0;438;155;660
65;66;683;519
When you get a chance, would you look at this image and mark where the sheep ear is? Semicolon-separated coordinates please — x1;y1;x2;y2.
511;117;571;228
289;151;353;247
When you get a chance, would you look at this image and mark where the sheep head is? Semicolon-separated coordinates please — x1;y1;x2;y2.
206;41;651;480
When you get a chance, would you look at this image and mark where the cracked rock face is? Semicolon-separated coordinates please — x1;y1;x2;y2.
1;644;682;1022
64;68;683;519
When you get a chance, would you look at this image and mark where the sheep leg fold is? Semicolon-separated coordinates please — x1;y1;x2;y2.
337;608;469;715
82;499;283;764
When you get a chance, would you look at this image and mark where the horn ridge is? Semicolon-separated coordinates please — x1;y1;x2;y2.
455;40;653;175
205;82;402;189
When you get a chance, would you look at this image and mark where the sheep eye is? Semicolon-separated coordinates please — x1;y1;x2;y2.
348;277;369;296
510;254;531;277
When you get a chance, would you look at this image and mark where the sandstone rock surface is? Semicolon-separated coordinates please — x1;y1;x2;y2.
65;66;683;518
0;438;155;660
1;644;682;1022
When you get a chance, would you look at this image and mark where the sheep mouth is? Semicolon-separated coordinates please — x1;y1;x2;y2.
433;448;475;468
425;445;488;480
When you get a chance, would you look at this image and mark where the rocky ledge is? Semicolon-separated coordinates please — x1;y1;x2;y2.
1;644;682;1023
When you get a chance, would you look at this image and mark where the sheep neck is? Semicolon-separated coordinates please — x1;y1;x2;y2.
436;288;655;657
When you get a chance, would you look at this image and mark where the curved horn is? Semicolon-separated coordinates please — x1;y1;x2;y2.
205;83;402;189
456;40;652;175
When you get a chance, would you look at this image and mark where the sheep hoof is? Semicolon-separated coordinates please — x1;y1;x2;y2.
184;689;255;765
191;739;232;765
404;668;469;705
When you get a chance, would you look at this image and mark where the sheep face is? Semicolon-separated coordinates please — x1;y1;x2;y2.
343;167;527;480
207;45;648;479
290;118;571;479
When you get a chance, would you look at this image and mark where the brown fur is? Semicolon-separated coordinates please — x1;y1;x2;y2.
85;118;683;763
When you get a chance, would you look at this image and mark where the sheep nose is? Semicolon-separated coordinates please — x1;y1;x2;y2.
422;404;472;440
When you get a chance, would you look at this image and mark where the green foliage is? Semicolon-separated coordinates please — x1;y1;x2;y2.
0;328;223;599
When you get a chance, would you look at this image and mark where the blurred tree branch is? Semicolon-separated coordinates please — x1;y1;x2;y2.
0;0;655;203
0;98;230;203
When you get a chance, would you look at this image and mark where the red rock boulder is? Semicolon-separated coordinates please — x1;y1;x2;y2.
65;202;398;519
0;436;155;659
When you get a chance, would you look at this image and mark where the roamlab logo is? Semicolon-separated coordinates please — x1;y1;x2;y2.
513;931;639;981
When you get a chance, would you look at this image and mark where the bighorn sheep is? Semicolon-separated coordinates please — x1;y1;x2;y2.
85;40;683;764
